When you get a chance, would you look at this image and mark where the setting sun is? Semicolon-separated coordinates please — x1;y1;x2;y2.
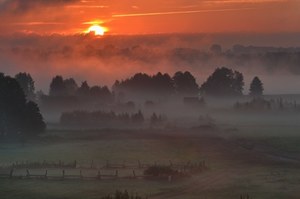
87;25;107;36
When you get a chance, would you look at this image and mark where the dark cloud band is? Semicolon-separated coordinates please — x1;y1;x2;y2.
0;0;79;14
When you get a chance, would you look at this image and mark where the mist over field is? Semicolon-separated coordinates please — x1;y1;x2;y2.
1;32;300;94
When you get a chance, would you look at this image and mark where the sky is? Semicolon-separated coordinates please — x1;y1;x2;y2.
0;0;299;35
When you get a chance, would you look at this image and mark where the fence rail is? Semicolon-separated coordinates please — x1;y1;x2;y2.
0;160;206;170
0;168;149;181
0;160;207;181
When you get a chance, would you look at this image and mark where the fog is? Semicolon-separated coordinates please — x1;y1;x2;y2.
1;33;300;199
1;32;300;94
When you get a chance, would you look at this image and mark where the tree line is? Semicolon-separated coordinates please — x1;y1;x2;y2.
60;110;145;126
15;68;264;105
113;68;263;98
8;68;265;116
0;67;264;137
60;110;166;127
48;76;113;102
113;71;199;98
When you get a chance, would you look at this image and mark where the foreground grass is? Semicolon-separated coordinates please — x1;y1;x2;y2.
0;127;300;199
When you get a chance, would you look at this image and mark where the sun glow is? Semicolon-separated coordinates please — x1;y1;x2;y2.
86;25;107;36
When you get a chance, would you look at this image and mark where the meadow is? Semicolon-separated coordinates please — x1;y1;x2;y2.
1;117;300;199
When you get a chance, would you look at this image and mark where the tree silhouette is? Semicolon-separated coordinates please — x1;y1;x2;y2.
173;71;199;96
210;44;222;55
249;76;263;97
63;78;78;96
0;74;45;138
152;72;174;96
90;86;112;103
113;72;175;99
131;110;144;124
0;74;27;136
77;81;90;98
200;67;244;97
49;76;66;96
15;72;36;101
23;101;46;137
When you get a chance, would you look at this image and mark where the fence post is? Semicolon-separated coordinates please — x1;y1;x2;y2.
62;169;65;180
9;169;14;178
169;160;173;167
91;160;94;169
133;170;136;178
97;170;101;180
45;170;48;179
138;160;141;169
26;169;30;178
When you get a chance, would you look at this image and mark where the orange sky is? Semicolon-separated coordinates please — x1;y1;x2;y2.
0;0;299;35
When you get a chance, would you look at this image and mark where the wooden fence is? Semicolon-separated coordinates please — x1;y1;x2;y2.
0;160;206;170
0;168;146;180
0;160;207;181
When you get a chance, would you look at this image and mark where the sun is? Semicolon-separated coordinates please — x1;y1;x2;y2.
87;25;107;36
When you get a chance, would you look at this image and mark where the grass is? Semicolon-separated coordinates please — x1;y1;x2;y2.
1;126;300;199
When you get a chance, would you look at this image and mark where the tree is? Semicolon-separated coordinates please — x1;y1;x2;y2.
0;74;27;136
249;76;263;97
210;44;222;55
131;110;144;124
0;74;45;138
90;86;113;103
15;72;36;101
173;71;199;96
152;72;174;96
200;67;244;97
77;81;90;97
113;72;175;99
63;78;78;96
23;101;46;137
49;76;66;96
150;113;158;125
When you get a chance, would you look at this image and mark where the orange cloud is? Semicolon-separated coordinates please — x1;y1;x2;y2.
0;0;299;35
112;7;256;18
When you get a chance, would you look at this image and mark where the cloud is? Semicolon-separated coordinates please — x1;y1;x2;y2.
112;7;256;18
0;0;79;14
203;0;289;4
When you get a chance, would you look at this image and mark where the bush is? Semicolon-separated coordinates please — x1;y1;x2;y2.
100;190;145;199
144;165;176;177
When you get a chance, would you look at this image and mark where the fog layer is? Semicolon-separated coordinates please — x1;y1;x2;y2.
1;33;300;94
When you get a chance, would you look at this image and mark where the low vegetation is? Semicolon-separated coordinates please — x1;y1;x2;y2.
100;190;146;199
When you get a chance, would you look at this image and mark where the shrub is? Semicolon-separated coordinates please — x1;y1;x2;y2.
100;190;145;199
144;165;176;177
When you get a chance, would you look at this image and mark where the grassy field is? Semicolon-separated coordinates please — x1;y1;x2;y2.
1;125;300;199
